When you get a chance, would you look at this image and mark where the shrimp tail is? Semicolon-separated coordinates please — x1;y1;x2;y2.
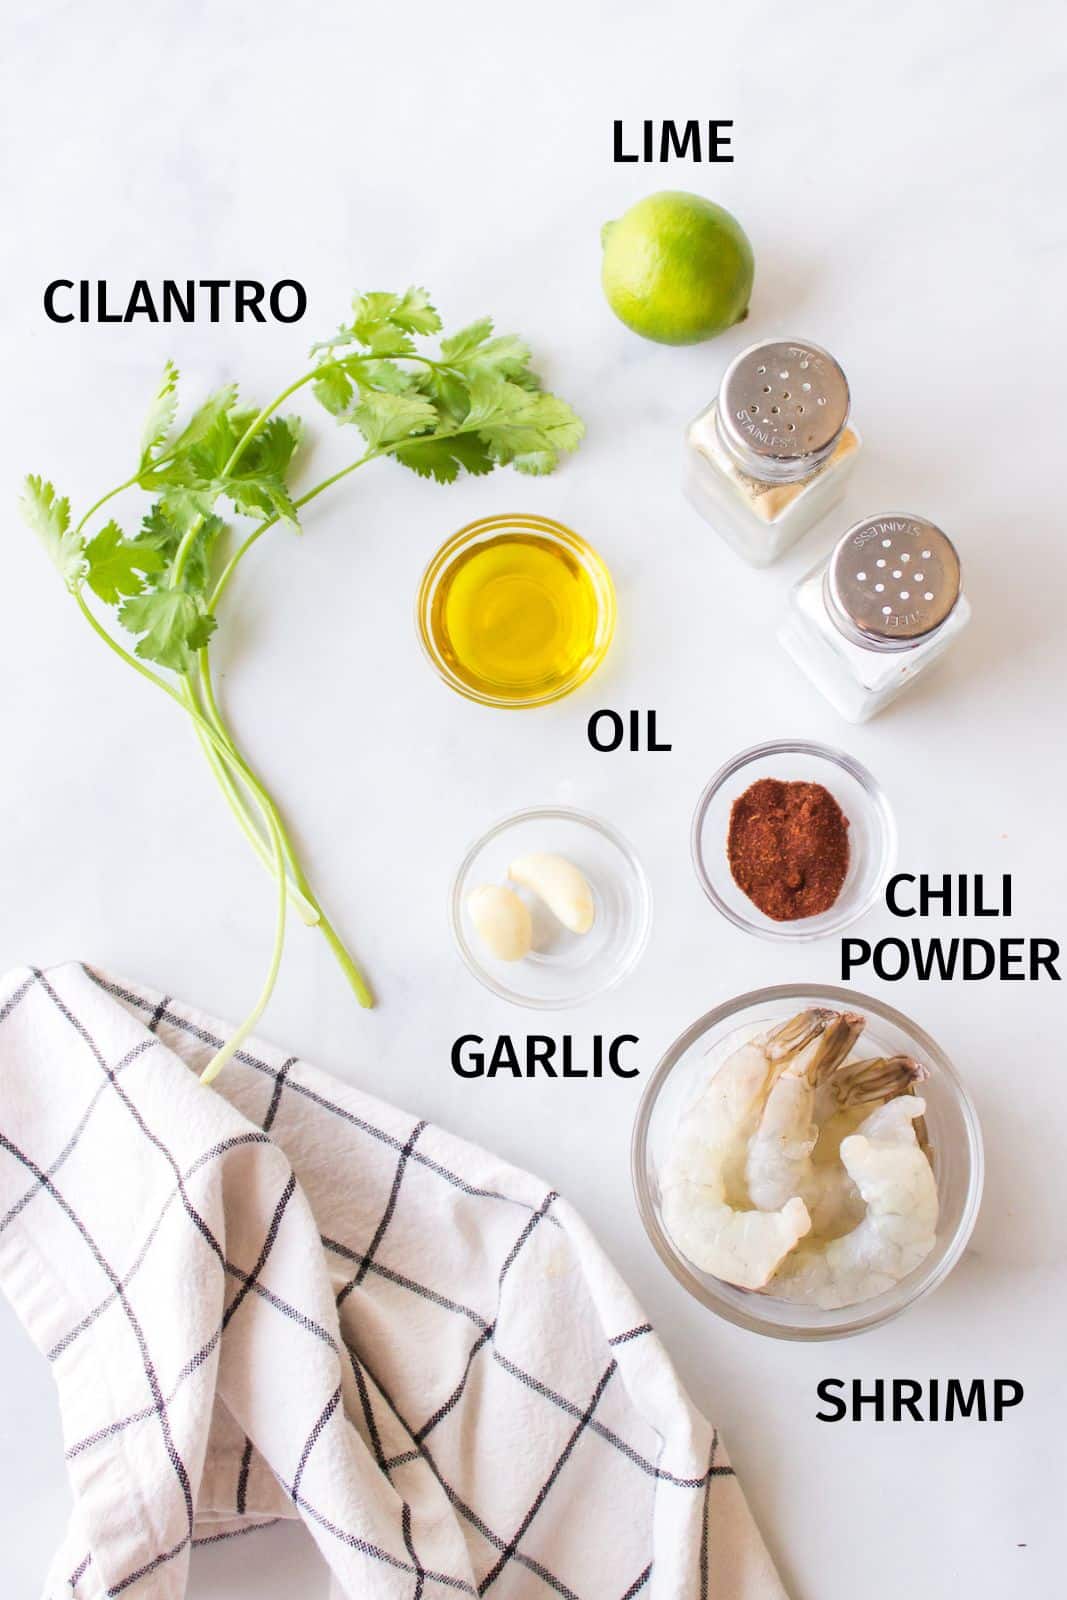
808;1011;866;1084
763;1007;836;1063
815;1053;926;1118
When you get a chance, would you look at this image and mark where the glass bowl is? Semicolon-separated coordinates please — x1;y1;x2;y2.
691;739;895;941
416;513;616;708
631;984;983;1340
450;806;652;1008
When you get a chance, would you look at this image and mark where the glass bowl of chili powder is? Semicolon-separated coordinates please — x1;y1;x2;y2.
691;740;895;941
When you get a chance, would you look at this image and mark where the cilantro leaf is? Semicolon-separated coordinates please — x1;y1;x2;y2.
146;402;302;535
345;288;441;349
363;326;416;358
353;389;438;449
349;292;405;342
227;477;300;530
138;501;184;556
414;366;471;423
516;390;585;455
159;486;218;532
139;360;180;470
361;359;415;394
139;501;224;594
466;334;540;387
312;363;354;416
84;520;165;604
389;287;442;335
243;415;301;478
440;318;495;361
314;355;416;420
465;377;584;468
308;322;359;358
221;416;302;527
119;589;217;672
441;323;535;386
167;383;239;459
19;475;85;587
394;432;494;484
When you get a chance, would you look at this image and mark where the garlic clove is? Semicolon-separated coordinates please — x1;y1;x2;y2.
466;884;533;962
508;853;595;935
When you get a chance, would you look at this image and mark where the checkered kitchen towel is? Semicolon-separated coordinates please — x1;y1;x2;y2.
0;964;787;1600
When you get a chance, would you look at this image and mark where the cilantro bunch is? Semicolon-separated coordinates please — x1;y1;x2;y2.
20;289;584;1083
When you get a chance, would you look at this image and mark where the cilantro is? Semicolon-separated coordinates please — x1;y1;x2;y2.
311;362;354;416
440;322;536;386
352;390;439;450
119;589;217;672
18;285;585;1082
350;287;441;342
393;433;494;484
139;360;180;471
19;476;84;587
84;520;164;604
167;383;240;458
310;290;583;478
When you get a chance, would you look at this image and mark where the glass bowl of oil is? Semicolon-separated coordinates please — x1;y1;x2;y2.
450;806;653;1008
416;514;616;707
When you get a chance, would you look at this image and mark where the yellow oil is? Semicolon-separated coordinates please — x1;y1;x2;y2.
428;528;610;704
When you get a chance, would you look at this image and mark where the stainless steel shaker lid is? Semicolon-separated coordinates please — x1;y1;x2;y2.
717;339;850;481
826;515;962;648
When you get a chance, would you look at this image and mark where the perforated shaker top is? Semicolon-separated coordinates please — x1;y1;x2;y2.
826;515;962;648
717;339;850;481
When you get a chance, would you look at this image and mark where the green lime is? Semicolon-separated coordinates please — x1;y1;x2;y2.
601;191;754;346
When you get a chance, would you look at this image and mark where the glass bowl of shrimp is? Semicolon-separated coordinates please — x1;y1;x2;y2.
631;985;983;1339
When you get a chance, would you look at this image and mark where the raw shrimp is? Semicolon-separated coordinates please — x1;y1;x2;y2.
748;1040;924;1237
744;1012;865;1216
768;1095;938;1309
661;1010;833;1290
808;1055;926;1234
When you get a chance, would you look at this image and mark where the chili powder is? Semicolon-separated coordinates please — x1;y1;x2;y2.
727;778;850;921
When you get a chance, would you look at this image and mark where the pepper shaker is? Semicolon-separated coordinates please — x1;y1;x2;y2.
778;514;971;722
685;338;861;566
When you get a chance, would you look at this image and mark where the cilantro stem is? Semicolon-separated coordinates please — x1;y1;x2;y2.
194;656;305;887
199;787;289;1086
74;582;332;1075
194;650;373;1006
74;473;145;539
74;586;190;706
74;585;315;925
76;443;186;539
75;574;373;1008
225;371;317;470
190;716;319;926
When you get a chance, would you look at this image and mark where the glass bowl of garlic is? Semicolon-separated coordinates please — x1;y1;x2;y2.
450;806;652;1008
632;985;983;1339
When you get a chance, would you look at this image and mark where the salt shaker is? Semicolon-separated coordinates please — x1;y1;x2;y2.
778;514;971;722
685;338;861;566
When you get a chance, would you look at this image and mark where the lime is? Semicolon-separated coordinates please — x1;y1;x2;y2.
601;191;754;346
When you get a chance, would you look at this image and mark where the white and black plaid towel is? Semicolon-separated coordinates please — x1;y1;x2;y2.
0;963;787;1600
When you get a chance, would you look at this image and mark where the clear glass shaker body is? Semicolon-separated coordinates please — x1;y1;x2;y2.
778;515;971;722
684;339;861;567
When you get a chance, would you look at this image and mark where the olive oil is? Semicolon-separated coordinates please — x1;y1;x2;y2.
420;516;615;707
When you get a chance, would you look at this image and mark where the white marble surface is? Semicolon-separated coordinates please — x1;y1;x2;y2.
2;1;1064;1595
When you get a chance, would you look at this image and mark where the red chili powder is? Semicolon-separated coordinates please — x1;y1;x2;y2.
727;778;850;921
